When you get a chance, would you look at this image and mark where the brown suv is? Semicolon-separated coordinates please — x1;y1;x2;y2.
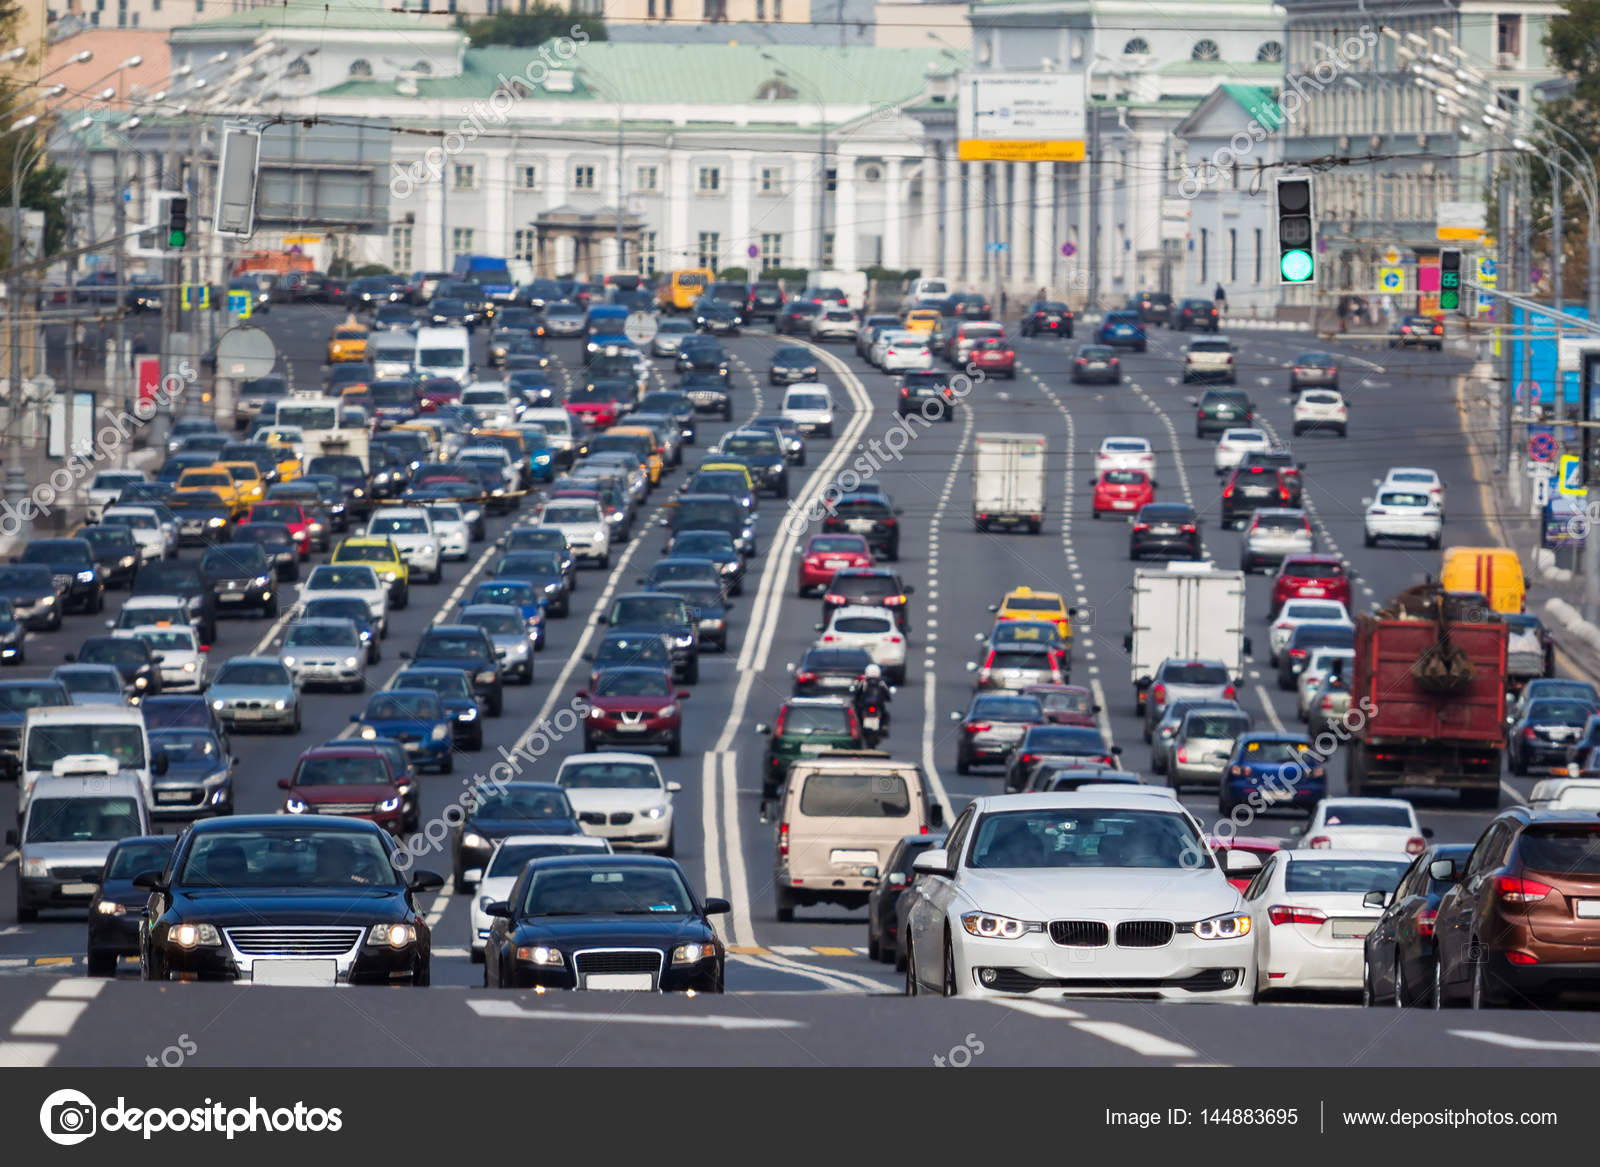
1433;806;1600;1007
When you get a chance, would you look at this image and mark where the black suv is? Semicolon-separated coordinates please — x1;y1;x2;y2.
74;524;141;589
1131;292;1173;325
678;371;731;419
1129;502;1202;561
820;567;916;632
747;281;784;321
17;538;102;613
717;430;788;498
306;454;374;517
0;565;65;630
822;494;902;561
199;543;276;618
1239;448;1304;507
599;592;700;683
133;560;218;643
408;624;504;716
669;495;757;556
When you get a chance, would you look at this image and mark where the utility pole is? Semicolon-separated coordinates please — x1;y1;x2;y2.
1086;106;1099;312
1498;164;1514;478
6;142;29;535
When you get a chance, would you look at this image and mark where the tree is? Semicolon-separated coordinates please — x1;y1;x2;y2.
465;6;607;48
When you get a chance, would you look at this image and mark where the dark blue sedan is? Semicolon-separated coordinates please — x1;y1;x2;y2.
354;688;454;774
389;667;484;750
1220;732;1325;816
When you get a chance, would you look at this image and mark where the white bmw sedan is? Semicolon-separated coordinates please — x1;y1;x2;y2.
901;790;1259;1000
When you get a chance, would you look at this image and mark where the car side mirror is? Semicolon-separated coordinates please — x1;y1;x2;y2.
965;661;978;672
904;585;915;595
1109;746;1122;756
350;713;360;722
1092;704;1102;714
929;802;945;827
813;623;824;632
1222;849;1262;875
1428;859;1457;882
912;849;952;877
132;870;166;892
484;899;512;918
950;710;965;722
1362;890;1389;910
666;781;682;793
1184;396;1197;405
785;662;796;673
596;615;608;625
151;752;169;776
754;722;770;734
1422;827;1435;839
703;896;731;916
973;632;986;643
399;651;412;660
986;604;999;613
3;829;15;847
887;872;908;888
277;778;292;789
104;619;115;629
63;653;75;663
408;869;445;892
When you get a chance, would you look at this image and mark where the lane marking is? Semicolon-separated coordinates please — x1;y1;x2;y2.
466;998;807;1030
1070;1019;1199;1058
45;980;104;1000
10;1000;88;1038
1253;683;1288;732
0;1042;56;1066
1450;1030;1600;1053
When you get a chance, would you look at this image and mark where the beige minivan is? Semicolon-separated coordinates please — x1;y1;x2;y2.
773;750;943;921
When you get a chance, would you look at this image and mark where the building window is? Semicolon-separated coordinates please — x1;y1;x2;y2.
647;0;655;14
391;225;413;272
640;230;658;274
573;164;596;190
822;232;834;267
774;0;781;17
862;164;882;183
635;165;659;192
760;166;784;194
517;164;539;190
756;0;764;16
513;229;536;262
696;231;720;268
1229;227;1237;282
1497;14;1521;57
665;0;672;15
703;0;725;18
451;227;474;254
1191;39;1220;62
1256;40;1282;63
824;168;837;193
1122;37;1149;55
453;164;475;190
349;58;372;78
1254;228;1262;283
1199;228;1208;283
1497;87;1519;111
760;233;782;270
697;166;722;192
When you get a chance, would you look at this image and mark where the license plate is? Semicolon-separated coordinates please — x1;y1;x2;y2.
1576;900;1600;919
1300;587;1326;596
863;716;880;731
617;723;648;732
1151;526;1177;535
824;560;848;568
831;849;878;864
252;959;337;986
1261;788;1295;803
234;709;265;720
1330;920;1372;940
585;973;652;991
221;591;244;602
1216;409;1235;416
156;790;190;804
819;677;851;687
846;519;875;532
61;882;97;896
800;742;829;753
1113;500;1134;509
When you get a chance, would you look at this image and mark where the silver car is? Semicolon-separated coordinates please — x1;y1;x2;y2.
1239;507;1315;573
1142;657;1237;742
651;317;695;356
457;603;535;684
968;645;1065;693
207;655;301;732
1149;698;1234;776
809;308;859;343
1168;706;1253;790
1297;646;1354;721
279;618;367;692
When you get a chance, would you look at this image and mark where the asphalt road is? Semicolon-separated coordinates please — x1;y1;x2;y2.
0;301;1584;1067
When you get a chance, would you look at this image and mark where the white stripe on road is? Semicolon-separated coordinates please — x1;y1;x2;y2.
1070;1019;1198;1059
467;998;806;1030
992;998;1086;1020
1253;684;1288;733
1451;1030;1600;1053
10;1000;89;1038
46;980;104;1000
0;1042;56;1066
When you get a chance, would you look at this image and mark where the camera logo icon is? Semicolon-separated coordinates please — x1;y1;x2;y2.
39;1089;97;1146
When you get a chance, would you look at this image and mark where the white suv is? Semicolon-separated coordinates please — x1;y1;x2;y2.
780;384;836;438
364;507;442;583
1182;336;1236;383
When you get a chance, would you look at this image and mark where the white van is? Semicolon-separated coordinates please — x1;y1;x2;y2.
414;326;473;387
20;705;159;814
370;334;417;380
522;407;575;462
8;774;151;921
900;275;950;313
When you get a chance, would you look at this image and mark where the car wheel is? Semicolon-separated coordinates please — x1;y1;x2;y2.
1432;950;1452;1008
667;731;682;757
684;657;700;684
941;932;958;997
439;752;454;775
470;947;485;965
86;949;117;978
1364;531;1376;548
1394;953;1411;1008
775;887;794;923
868;932;881;962
1361;955;1377;1006
597;551;610;570
16;900;36;923
904;937;919;995
1470;946;1504;1009
956;749;970;775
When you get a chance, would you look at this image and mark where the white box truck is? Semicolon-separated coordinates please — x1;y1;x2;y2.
973;432;1047;533
1122;563;1251;715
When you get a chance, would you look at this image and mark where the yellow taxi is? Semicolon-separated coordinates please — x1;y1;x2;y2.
903;308;942;337
174;466;244;517
695;460;755;494
218;461;266;506
988;586;1073;640
327;319;370;363
332;536;409;605
259;429;303;481
606;425;665;485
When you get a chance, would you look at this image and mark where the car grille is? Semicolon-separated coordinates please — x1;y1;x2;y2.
226;926;363;956
1049;920;1110;947
153;788;205;807
50;865;103;882
609;811;633;825
1116;921;1175;948
51;574;73;589
316;802;378;815
224;699;276;710
579;811;607;826
983;968;1240;994
574;949;662;977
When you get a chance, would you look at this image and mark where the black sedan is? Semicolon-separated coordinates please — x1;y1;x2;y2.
68;636;162;698
775;301;821;334
1508;697;1594;775
87;835;176;976
820;567;914;632
769;344;818;385
1129;502;1202;560
18;538;103;613
450;782;579;892
1019;300;1074;338
897;371;956;419
75;525;141;589
821;493;902;560
138;816;441;985
692;297;743;334
678;370;732;419
1361;843;1473;1007
867;833;946;967
789;646;873;698
1069;344;1121;384
0;564;66;630
482;854;728;992
407;625;503;716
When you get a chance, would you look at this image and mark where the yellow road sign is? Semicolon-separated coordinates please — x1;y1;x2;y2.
1378;266;1403;293
958;139;1085;162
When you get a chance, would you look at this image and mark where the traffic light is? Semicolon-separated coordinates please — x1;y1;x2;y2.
1439;248;1462;312
166;196;188;250
1275;175;1315;284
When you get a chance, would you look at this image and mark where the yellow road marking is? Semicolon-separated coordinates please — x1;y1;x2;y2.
810;946;856;956
725;945;769;955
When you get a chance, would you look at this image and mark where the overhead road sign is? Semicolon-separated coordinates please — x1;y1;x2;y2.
958;72;1085;163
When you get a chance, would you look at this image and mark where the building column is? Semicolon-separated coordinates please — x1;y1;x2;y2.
883;157;904;270
668;150;692;270
729;151;752;271
789;151;815;278
484;152;509;260
1031;163;1052;294
963;162;984;288
425;175;445;269
833;151;857;273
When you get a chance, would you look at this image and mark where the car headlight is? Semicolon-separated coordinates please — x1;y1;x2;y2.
182;661;197;673
21;857;48;878
1190;913;1252;940
960;911;1044;940
377;796;401;812
430;724;448;742
462;832;489;851
253;575;269;588
273;699;288;711
134;676;149;689
118;555;136;568
212;699;226;711
282;655;298;668
380;571;397;582
644;804;669;820
170;923;222;948
366;923;415;948
95;899;125;916
76;570;96;583
671;942;714;965
516;944;563;966
459;707;479;721
360;726;378;740
345;656;359;668
207;517;226;527
475;669;497;684
39;595;53;606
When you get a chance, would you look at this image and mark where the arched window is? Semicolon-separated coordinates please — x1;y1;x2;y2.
754;78;796;101
1256;40;1283;63
1122;37;1150;55
1191;39;1220;62
412;60;432;74
285;56;310;77
348;58;373;79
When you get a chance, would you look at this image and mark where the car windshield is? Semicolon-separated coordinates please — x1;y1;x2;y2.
969;808;1208;869
201;548;264;575
59;669;122;695
0;683;65;712
1284;859;1409;894
595;670;672;697
285;623;358;647
107;839;175;878
1286;560;1344;578
78;641;146;668
371;516;429;535
367;693;443;720
597;636;668;663
1527;700;1593;723
798;773;909;816
395;671;471;697
296;755;390;786
308;567;377;590
417;633;486;658
1025;726;1106;752
990;649;1053;670
25;797;143;844
1240;739;1312;764
781;704;852;734
721;436;779;457
1294;627;1355;649
521;866;692;916
488;841;605;877
215;662;290;686
135;630;193;652
25;724;145;769
610;597;687;625
787;394;829;411
1187;714;1249;738
543;505;598;524
337;544;397;565
971;696;1044;720
1322;804;1413;828
149;730;223;765
179;829;398;887
559;762;660;790
834;616;893;635
1518;827;1600;875
1164;663;1230;685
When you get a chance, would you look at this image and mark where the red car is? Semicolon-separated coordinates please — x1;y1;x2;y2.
565;388;626;430
277;746;411;835
417;378;462;410
1270;554;1352;615
1091;469;1154;518
797;534;873;597
244;501;314;557
1021;683;1099;727
577;665;689;755
1206;835;1280;891
970;337;1016;379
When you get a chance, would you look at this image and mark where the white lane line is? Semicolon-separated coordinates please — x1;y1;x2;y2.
1090;677;1114;742
920;404;975;814
1071;1019;1198;1059
0;1043;56;1066
46;980;104;1000
736;950;891;992
992;998;1087;1020
1253;683;1288;732
1450;1030;1600;1053
699;751;726;914
467;998;806;1030
424;876;455;928
10;1000;88;1038
718;752;758;948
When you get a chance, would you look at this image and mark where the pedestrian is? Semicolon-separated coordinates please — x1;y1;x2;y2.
1381;294;1396;326
1213;283;1226;318
999;288;1008;318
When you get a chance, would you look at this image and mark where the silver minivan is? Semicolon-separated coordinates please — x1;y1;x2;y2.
7;774;151;920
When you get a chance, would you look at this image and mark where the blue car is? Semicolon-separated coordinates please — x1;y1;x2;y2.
147;728;235;819
389;666;484;750
491;550;570;618
469;579;548;643
1219;732;1325;816
1096;309;1147;351
522;431;556;482
353;688;454;774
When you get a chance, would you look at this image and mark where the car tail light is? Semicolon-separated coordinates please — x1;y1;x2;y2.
1095;755;1114;765
887;635;902;644
1019;753;1038;765
1496;875;1553;903
965;722;990;734
821;634;835;643
1319;696;1335;712
1152;684;1166;704
1307;836;1331;849
1181;523;1197;533
1523;727;1538;739
884;594;907;606
795;671;816;685
1222;484;1234;499
1416;908;1438;938
1505;951;1539;965
1177;748;1188;763
1267;905;1328;926
1222;685;1236;700
1289;648;1308;660
1133;522;1149;532
1197;409;1205;419
779;822;789;856
1405;836;1427;855
1076;358;1087;366
900;387;909;396
824;593;845;605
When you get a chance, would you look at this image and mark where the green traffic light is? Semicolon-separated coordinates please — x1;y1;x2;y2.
1280;249;1313;282
1440;291;1459;310
167;230;186;248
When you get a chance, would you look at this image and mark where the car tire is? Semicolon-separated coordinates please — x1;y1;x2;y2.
1361;955;1377;1006
1432;950;1454;1008
1394;954;1412;1008
86;949;117;978
1470;945;1505;1009
439;752;454;775
1364;531;1376;547
16;901;36;923
956;750;971;775
667;731;682;757
489;696;503;717
684;657;700;684
597;551;610;570
775;888;794;923
941;932;958;998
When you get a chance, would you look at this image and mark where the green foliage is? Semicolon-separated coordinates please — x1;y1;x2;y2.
465;7;608;48
715;266;748;281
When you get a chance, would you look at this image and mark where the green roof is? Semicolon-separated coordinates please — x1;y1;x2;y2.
187;1;455;33
1158;60;1281;76
1220;82;1283;131
320;42;967;105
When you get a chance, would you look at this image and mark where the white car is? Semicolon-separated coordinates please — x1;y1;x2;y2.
651;317;695;356
1299;798;1430;855
1268;599;1353;665
131;624;206;692
278;617;367;692
780;384;835;438
298;564;390;634
817;604;907;685
556;752;680;854
522;407;575;460
1095;436;1156;476
1245;849;1412;997
1292;389;1348;437
1377;466;1445;518
423;502;471;560
1296;646;1354;720
468;833;613;961
880;334;934;373
1363;485;1442;549
1528;777;1600;809
460;446;520;495
809;307;859;343
902;790;1258;1000
536;499;610;567
86;470;147;523
1213;428;1270;475
365;507;442;583
1181;336;1236;383
460;386;519;429
101;506;167;563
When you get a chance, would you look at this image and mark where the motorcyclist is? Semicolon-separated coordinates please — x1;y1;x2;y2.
854;663;893;743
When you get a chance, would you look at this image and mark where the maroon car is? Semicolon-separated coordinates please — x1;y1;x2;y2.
277;745;410;835
417;378;462;410
1021;683;1099;727
578;666;689;756
970;337;1016;379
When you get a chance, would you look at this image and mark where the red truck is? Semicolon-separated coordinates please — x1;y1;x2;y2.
1345;611;1508;808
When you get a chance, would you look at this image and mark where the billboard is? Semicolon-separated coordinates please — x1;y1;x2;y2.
957;73;1086;163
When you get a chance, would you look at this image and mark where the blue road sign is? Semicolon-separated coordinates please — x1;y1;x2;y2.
1560;453;1585;495
1530;431;1557;462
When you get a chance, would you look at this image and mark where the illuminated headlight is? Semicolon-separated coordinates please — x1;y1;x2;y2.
674;634;693;647
671;942;713;964
39;595;53;606
421;544;435;556
1191;913;1252;940
515;944;563;966
352;488;366;498
282;656;297;668
366;923;416;948
344;656;359;668
95;899;125;916
134;676;148;689
458;707;479;721
207;517;226;527
644;804;668;820
657;704;677;718
534;453;551;464
430;724;448;741
253;575;269;588
294;529;310;541
960;912;1044;940
374;472;392;485
118;555;136;568
462;832;489;850
273;699;288;711
542;582;560;594
475;669;496;684
212;699;226;711
286;797;307;813
376;796;401;812
76;570;96;583
380;571;397;582
170;923;221;948
20;857;48;878
182;661;197;673
361;726;378;740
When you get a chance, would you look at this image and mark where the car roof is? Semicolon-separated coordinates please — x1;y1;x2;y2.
1281;848;1416;862
970;790;1196;814
30;775;146;799
188;813;381;835
559;751;661;766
